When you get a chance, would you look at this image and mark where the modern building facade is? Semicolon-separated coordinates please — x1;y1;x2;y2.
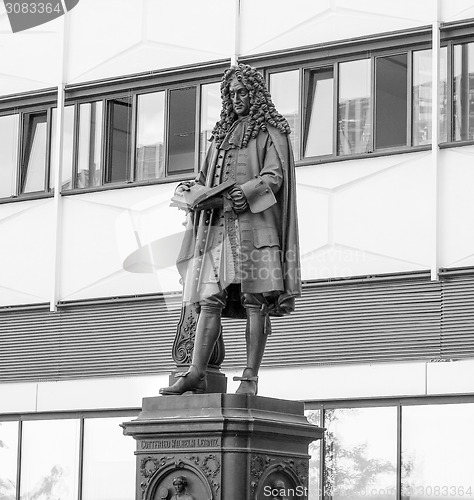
1;0;474;499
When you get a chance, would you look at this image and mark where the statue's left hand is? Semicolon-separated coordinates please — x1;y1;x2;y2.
228;186;248;213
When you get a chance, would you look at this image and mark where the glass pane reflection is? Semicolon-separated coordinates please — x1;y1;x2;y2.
324;407;397;500
375;53;408;149
454;42;474;141
0;421;19;500
21;113;48;193
136;91;165;181
270;71;300;159
168;87;196;175
50;106;75;190
0;114;19;198
338;59;372;155
82;417;136;500
77;102;103;188
200;82;221;167
20;419;80;500
402;403;474;500
304;68;334;157
413;48;448;146
305;410;321;500
106;96;132;184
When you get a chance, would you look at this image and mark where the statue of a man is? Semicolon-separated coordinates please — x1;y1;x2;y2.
160;63;300;396
271;479;289;500
170;476;193;500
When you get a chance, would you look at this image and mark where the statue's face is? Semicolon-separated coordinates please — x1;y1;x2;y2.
174;479;184;492
229;77;250;117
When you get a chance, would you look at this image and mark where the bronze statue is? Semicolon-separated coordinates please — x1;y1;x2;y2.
170;476;193;500
160;63;300;396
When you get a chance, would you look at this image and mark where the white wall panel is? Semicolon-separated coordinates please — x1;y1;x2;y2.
298;153;431;280
36;375;168;412
439;146;474;268
0;9;62;94
3;356;474;412
297;183;329;262
0;200;54;306
441;0;474;22
66;0;143;83
334;153;431;269
240;0;435;56
427;359;474;395
145;0;234;59
66;0;234;84
60;184;185;301
0;382;37;413
256;362;428;401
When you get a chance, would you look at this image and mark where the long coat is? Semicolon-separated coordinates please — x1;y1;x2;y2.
176;123;301;318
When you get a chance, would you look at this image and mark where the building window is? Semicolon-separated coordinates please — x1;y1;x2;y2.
76;101;103;189
0;114;19;198
305;409;322;500
338;59;372;156
0;412;137;500
0;421;19;500
273;41;454;163
401;403;474;499
136;91;165;181
453;41;474;141
62;84;202;192
81;417;135;500
167;87;197;176
303;67;334;158
106;96;133;184
20;111;50;194
323;407;397;500
20;419;80;500
375;53;408;149
50;105;75;190
270;70;301;159
200;82;221;166
413;48;448;146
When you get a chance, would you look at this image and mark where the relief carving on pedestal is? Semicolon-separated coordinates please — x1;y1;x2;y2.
250;454;309;500
139;453;220;500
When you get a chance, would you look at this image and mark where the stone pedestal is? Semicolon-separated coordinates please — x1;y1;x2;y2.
122;394;323;500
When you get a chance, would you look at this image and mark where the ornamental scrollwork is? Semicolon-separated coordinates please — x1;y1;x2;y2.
172;303;225;366
251;455;275;480
172;306;198;364
139;455;175;500
184;453;221;493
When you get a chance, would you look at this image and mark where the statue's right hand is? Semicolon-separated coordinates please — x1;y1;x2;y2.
175;181;193;196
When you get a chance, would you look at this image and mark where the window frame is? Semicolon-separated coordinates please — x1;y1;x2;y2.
19;108;53;195
259;26;474;166
59;61;227;195
60;78;220;195
0;408;140;500
266;43;437;165
305;393;474;500
0;88;57;203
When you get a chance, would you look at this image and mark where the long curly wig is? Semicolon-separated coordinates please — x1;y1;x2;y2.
211;63;291;148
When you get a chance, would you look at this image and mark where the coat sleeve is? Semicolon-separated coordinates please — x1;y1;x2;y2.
239;133;283;213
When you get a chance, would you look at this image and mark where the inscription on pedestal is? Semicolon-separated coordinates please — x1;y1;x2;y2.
140;437;221;451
